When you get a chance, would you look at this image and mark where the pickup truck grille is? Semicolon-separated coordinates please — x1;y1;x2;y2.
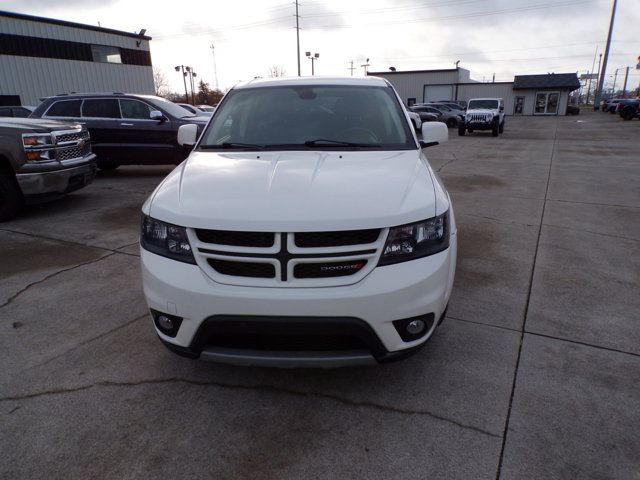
53;129;91;162
191;229;384;288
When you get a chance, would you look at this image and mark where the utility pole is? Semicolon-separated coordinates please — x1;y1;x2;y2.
492;72;495;83
295;0;301;76
594;53;602;105
210;44;219;90
621;66;630;97
348;60;355;76
594;0;617;110
361;58;370;75
586;45;598;105
612;68;619;95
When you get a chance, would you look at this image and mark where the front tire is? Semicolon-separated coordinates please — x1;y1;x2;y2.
499;119;505;133
458;125;466;136
0;172;23;222
446;118;457;128
492;120;499;137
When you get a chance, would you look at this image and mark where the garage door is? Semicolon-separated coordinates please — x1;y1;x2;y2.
423;85;454;102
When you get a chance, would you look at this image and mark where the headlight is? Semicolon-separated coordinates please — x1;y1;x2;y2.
140;214;196;264
22;133;55;162
379;211;449;266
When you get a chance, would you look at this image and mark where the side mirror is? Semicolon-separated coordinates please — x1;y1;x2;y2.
499;106;504;112
177;124;198;147
420;122;448;148
150;110;166;122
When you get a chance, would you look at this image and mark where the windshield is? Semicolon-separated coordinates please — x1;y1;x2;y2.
468;100;499;110
143;96;197;118
200;85;415;150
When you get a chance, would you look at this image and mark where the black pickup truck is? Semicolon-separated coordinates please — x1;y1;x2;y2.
0;118;96;221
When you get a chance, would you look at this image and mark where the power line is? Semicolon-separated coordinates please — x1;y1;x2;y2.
302;0;594;30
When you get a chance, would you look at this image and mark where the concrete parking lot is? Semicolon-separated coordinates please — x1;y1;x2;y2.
1;111;638;479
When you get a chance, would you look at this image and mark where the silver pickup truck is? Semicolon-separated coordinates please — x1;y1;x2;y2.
0;118;96;221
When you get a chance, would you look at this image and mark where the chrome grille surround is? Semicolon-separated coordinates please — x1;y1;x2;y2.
190;229;386;288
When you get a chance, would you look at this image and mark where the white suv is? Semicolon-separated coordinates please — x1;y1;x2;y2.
459;98;505;137
140;76;457;367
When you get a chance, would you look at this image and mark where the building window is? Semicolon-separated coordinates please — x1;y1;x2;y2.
534;92;560;115
91;44;122;63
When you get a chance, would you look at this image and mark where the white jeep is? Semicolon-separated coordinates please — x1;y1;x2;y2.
459;98;505;137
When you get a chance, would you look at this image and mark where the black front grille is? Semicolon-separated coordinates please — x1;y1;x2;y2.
206;332;369;352
294;229;381;248
196;229;275;247
294;260;367;279
208;259;275;278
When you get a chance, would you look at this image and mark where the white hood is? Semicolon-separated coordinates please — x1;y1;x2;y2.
148;149;438;231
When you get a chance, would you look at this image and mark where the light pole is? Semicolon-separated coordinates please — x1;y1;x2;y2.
361;58;370;75
210;44;219;90
174;65;190;103
306;51;319;75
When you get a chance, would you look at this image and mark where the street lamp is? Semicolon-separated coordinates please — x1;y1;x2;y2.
305;51;319;75
175;65;191;103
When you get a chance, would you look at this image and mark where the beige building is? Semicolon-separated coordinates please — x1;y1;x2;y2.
369;68;580;116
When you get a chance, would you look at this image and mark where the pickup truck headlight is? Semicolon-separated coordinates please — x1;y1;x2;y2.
379;212;449;266
140;215;196;264
22;133;55;161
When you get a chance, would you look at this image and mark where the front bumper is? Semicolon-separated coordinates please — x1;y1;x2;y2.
464;120;495;130
16;155;97;197
141;233;457;366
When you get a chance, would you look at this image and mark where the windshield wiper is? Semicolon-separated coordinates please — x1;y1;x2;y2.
303;139;381;148
200;142;264;150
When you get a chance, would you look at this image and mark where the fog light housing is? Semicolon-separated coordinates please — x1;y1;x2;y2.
392;313;435;342
150;309;183;338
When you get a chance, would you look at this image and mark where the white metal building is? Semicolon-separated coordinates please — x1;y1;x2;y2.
0;10;154;106
369;68;580;116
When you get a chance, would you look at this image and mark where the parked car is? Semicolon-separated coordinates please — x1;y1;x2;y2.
0;117;96;221
140;76;457;367
411;105;459;128
431;102;466;115
606;99;623;113
615;99;638;115
566;104;580;115
619;101;640;121
0;106;34;118
405;107;422;132
459;98;505;137
178;103;213;117
31;93;210;170
409;106;440;123
196;105;216;113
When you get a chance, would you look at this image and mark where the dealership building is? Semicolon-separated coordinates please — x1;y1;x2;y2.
369;67;581;116
0;10;154;107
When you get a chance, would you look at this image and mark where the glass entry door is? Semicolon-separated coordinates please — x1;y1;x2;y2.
534;92;560;115
514;96;525;115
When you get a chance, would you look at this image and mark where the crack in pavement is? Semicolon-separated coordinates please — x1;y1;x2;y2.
0;227;137;256
0;377;501;439
542;222;640;243
0;252;116;310
461;213;537;228
436;153;459;173
26;313;149;371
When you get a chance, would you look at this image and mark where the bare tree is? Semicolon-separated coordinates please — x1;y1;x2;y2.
153;67;170;97
268;65;287;78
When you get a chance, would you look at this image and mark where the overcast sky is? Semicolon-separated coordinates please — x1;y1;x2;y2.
4;0;639;93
